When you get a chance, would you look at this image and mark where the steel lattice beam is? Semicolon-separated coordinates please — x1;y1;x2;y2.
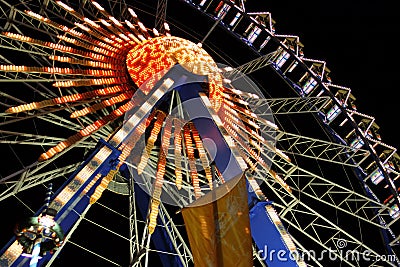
224;51;276;81
0;163;79;201
245;96;331;115
274;130;370;167
155;0;167;31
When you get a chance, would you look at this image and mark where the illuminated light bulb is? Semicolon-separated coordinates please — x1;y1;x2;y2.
70;91;133;118
190;123;213;189
53;77;125;88
74;22;90;32
83;17;100;28
153;28;159;36
2;32;32;42
56;1;74;12
109;34;124;43
242;152;257;170
225;122;264;167
118;33;130;42
100;19;111;27
164;22;170;31
258;117;279;130
147;150;167;234
275;148;291;162
90;169;117;204
125;20;135;29
127;33;141;44
247;129;264;143
109;16;123;27
247;175;265;199
174;120;184;190
82;172;102;195
164;26;171;36
102;37;113;44
58;35;76;44
245;118;260;129
40;103;132;161
138;22;147;32
148;199;160;234
183;124;201;199
269;169;292;194
91;1;105;11
249;139;262;151
137;111;166;174
128;8;137;18
25;10;48;22
161;118;173;152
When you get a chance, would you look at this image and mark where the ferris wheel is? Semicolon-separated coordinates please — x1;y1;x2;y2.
0;0;399;266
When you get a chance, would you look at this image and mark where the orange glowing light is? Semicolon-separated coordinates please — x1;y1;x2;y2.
2;5;274;239
184;123;201;199
126;36;224;109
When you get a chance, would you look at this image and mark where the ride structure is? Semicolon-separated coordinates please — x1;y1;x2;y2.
0;0;399;266
14;183;64;267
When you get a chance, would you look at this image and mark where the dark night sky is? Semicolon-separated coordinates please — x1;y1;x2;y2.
247;1;400;150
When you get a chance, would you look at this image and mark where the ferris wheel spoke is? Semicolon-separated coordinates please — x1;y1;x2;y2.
290;187;388;229
130;166;193;266
0;35;51;57
0;75;61;83
279;213;358;267
0;75;57;102
0;110;109;140
274;130;371;167
0;67;124;81
0;136;92;187
0;163;79;202
0;130;93;147
155;0;168;31
158;202;193;265
280;202;398;267
6;7;62;38
222;51;277;81
146;157;193;206
0;30;53;68
64;240;122;266
78;0;130;20
128;177;142;264
43;204;91;267
252;143;393;227
262;157;393;226
258;170;387;230
245;96;331;115
41;0;72;22
246;127;369;175
289;171;391;223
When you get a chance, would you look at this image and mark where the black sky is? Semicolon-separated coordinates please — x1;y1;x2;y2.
246;1;400;150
